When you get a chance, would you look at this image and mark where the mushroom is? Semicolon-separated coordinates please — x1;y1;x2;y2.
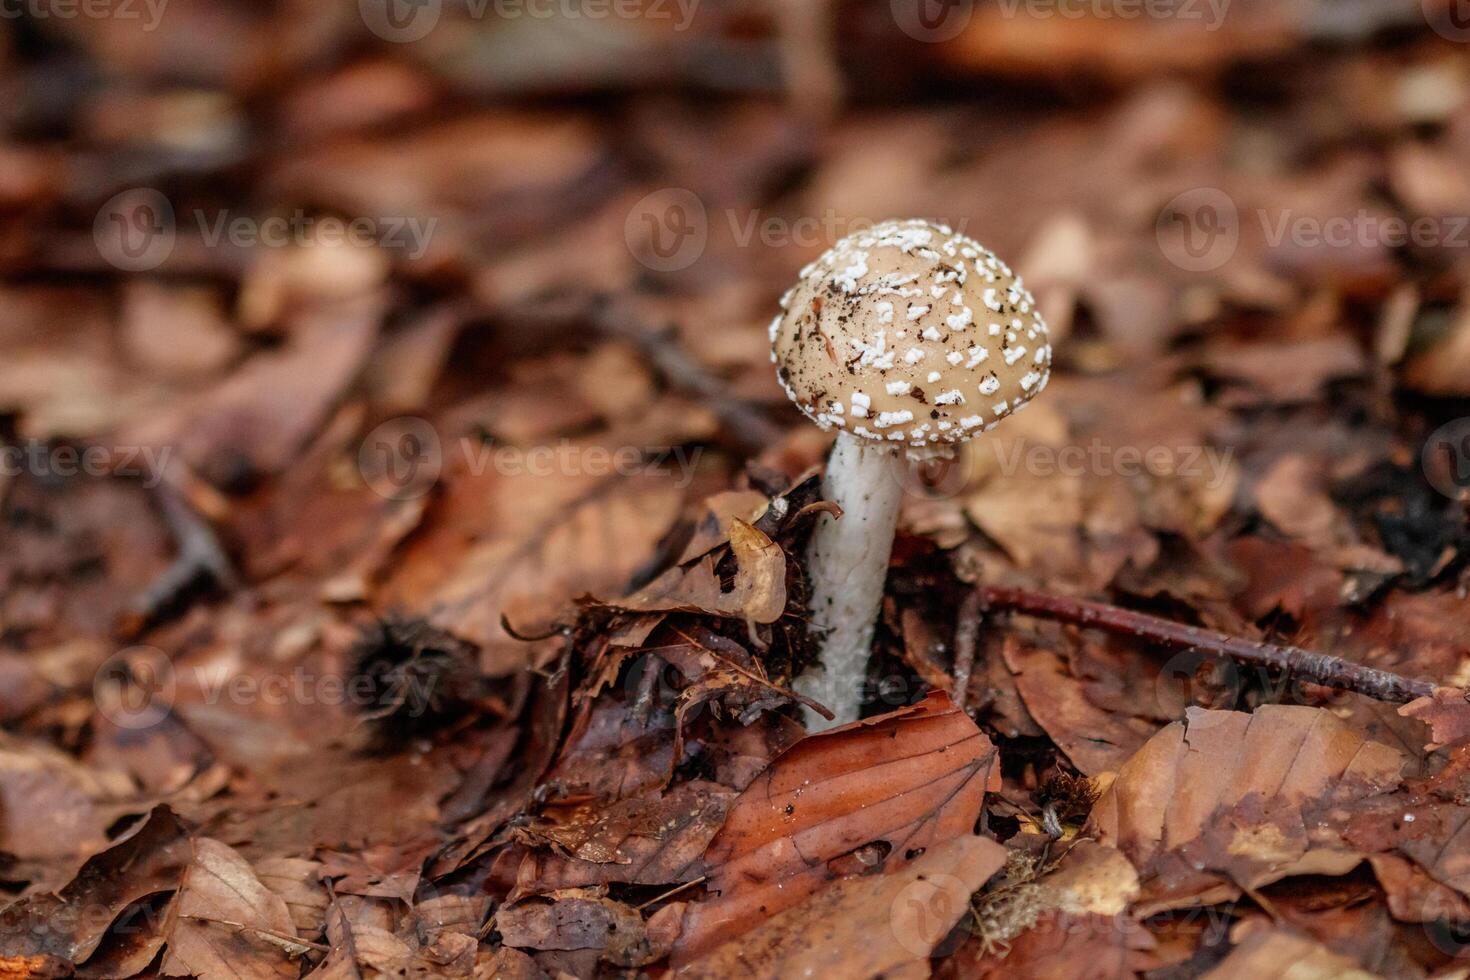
771;218;1053;729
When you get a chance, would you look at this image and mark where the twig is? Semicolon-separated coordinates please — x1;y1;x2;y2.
951;590;983;710
974;584;1435;705
593;301;786;455
497;293;784;455
123;481;238;635
635;875;707;911
180;915;327;956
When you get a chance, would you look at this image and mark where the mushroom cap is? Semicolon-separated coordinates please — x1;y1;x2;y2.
771;218;1052;458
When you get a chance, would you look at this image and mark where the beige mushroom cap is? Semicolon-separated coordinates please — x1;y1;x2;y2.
771;218;1052;459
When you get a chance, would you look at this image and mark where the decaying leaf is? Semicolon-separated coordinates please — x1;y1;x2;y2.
618;519;788;624
1089;705;1406;913
679;835;1005;979
0;806;191;967
1399;687;1470;753
496;892;681;968
1198;928;1379;979
673;691;1000;964
160;838;305;980
1001;633;1157;776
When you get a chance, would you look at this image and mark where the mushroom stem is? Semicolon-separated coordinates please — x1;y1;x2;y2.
794;431;903;730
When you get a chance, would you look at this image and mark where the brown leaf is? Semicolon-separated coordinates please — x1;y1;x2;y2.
1198;928;1378;979
1001;633;1157;776
1089;705;1406;913
1399;687;1470;753
0;739;132;865
678;835;1005;979
618;519;788;624
121;300;382;487
512;782;734;897
0;806;190;965
672;691;1000;965
254;857;328;934
160;838;303;980
381;459;685;676
957;910;1157;980
1199;336;1367;406
496;892;677;968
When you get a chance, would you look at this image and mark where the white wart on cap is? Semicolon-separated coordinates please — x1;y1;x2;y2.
771;218;1051;457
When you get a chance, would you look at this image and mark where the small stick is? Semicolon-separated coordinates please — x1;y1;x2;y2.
123;481;238;635
493;294;785;456
974;584;1435;705
594;304;786;456
635;875;708;912
951;590;984;711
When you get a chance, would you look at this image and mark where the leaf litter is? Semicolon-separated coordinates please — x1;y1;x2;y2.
3;4;1470;979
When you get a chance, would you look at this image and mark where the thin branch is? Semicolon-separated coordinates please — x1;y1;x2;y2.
635;875;708;911
974;584;1435;705
123;480;238;636
593;301;786;455
951;590;983;711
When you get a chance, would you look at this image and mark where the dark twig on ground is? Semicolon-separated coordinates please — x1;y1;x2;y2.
974;584;1436;704
499;293;785;456
593;301;786;455
951;589;984;710
122;482;238;635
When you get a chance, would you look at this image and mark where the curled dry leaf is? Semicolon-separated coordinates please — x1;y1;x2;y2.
618;519;788;624
1001;633;1157;776
1089;705;1406;914
672;691;1000;966
513;781;734;896
1398;687;1470;753
0;806;190;967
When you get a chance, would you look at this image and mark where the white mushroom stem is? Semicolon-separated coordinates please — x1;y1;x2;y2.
794;431;903;731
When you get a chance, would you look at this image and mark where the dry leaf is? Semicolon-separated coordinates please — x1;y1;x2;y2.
1399;687;1470;753
672;691;1000;965
678;835;1005;979
160;838;304;980
1198;928;1378;979
1089;705;1405;913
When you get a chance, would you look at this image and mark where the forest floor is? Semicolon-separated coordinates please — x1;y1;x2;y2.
3;2;1470;977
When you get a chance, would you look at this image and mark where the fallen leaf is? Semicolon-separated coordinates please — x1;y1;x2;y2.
160;838;304;979
1002;633;1157;776
1198;928;1378;979
672;691;1000;965
0;806;190;966
1399;687;1470;753
618;519;788;624
678;835;1005;979
1089;705;1406;913
496;891;679;968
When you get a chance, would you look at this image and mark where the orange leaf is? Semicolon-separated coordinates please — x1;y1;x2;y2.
672;690;1000;966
